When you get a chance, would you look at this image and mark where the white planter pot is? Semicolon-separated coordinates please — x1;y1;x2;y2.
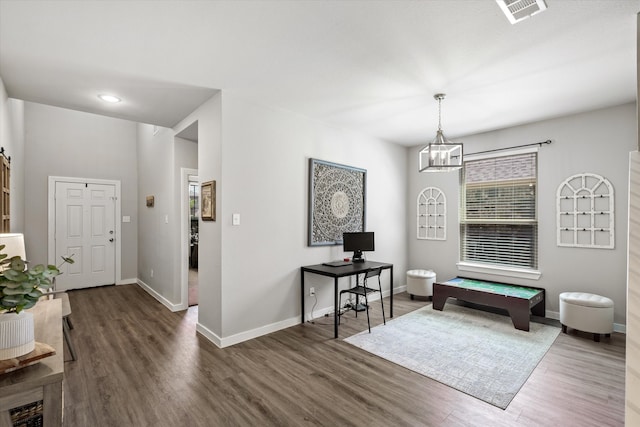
0;311;35;359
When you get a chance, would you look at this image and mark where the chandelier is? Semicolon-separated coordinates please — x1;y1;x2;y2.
419;94;463;172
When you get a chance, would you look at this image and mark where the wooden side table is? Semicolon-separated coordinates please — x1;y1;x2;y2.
0;299;64;426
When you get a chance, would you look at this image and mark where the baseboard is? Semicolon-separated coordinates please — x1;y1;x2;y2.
304;304;334;322
197;316;301;349
224;317;301;348
304;285;406;322
546;310;626;334
198;285;406;348
365;285;406;301
117;277;137;285
614;323;626;334
196;286;406;348
195;322;222;348
136;279;183;312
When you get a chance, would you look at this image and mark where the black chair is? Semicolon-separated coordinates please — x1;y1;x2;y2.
338;267;386;333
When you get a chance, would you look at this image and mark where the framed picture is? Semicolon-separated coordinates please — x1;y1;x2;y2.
146;196;154;207
308;158;366;246
201;180;216;221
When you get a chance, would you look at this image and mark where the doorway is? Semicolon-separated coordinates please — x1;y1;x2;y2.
47;176;121;290
188;175;199;306
177;119;198;310
181;167;199;309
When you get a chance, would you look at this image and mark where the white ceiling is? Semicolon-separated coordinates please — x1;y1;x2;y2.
0;0;637;146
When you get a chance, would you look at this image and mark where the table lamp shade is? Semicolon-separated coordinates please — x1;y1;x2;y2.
0;233;26;260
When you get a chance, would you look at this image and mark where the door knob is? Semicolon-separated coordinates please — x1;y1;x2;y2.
109;238;114;242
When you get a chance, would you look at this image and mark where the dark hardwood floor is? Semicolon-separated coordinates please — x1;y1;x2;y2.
62;284;625;426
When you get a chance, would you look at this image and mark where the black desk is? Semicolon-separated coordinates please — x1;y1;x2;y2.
300;261;393;338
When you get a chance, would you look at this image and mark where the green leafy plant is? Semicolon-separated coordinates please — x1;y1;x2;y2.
0;245;74;314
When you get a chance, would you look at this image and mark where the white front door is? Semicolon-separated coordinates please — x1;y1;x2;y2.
54;181;116;290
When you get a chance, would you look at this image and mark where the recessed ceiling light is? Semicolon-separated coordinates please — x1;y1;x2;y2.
98;94;121;103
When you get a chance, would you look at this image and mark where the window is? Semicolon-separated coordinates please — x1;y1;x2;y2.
460;151;537;270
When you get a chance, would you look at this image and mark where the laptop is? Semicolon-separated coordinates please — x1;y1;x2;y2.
322;260;353;267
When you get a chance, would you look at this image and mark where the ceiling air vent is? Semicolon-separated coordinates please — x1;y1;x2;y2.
496;0;547;24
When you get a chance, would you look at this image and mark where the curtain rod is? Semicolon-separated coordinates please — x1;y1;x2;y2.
0;147;10;163
466;139;552;156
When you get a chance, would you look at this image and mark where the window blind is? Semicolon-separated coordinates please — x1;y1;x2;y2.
460;152;538;269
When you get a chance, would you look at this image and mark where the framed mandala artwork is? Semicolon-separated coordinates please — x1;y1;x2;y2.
308;158;366;246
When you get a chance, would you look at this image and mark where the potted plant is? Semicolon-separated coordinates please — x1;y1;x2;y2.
0;247;73;359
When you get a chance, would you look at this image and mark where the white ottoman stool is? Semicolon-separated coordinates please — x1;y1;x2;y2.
406;269;436;300
559;292;614;342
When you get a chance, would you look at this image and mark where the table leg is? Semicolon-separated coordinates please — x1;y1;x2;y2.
301;270;305;324
354;274;360;317
508;300;531;331
390;266;394;318
531;296;545;317
0;411;11;427
334;277;339;338
432;292;447;311
43;381;62;426
508;310;530;331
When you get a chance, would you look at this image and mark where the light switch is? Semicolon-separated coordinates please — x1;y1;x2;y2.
232;213;240;226
122;215;131;223
165;214;169;224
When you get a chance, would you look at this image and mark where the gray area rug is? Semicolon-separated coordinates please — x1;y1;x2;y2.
344;303;560;409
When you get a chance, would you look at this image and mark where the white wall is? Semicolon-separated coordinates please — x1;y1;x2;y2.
173;94;223;336
217;93;407;343
135;129;196;309
136;124;179;305
151;91;406;346
408;103;636;326
23;102;138;281
0;76;25;231
174;137;197;171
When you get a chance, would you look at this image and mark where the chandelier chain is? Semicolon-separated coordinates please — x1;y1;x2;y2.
434;93;445;132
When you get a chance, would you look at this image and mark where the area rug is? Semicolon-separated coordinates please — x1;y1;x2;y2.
344;303;560;409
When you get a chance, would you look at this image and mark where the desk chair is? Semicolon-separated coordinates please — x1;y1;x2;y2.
0;233;77;361
338;267;386;333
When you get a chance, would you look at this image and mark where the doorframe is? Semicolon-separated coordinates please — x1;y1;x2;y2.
47;176;122;284
180;168;198;310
